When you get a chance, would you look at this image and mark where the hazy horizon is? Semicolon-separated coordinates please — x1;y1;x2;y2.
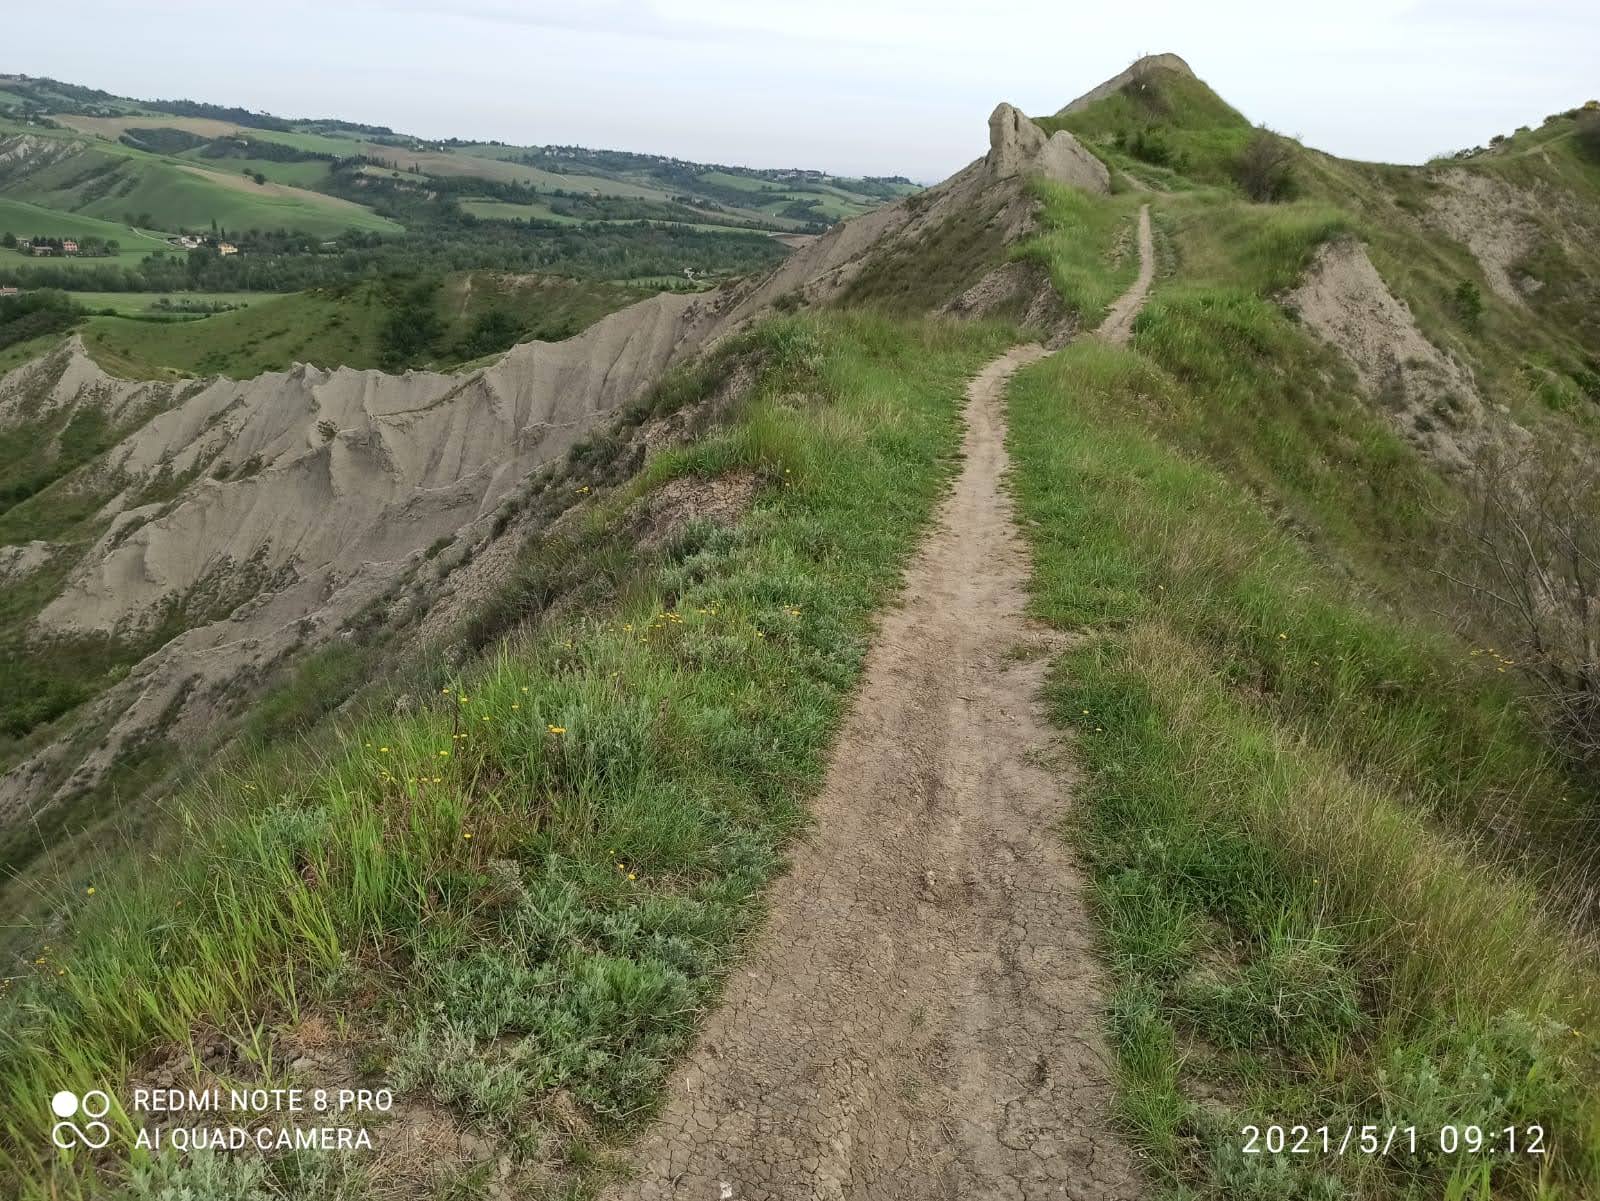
6;1;1598;182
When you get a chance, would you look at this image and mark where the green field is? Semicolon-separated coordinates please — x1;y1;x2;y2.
1;134;399;238
460;197;776;239
70;290;264;315
178;153;334;189
78;271;644;379
461;197;581;224
0;197;168;251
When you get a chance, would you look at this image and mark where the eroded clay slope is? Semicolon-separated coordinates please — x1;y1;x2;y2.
0;288;722;832
0;101;1101;843
1287;239;1488;470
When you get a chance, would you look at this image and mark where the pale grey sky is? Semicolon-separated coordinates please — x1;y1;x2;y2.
6;1;1597;181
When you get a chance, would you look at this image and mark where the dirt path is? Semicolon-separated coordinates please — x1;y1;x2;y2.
1095;205;1153;345
610;351;1153;1198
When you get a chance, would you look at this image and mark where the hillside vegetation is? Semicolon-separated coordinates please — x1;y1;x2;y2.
0;73;918;380
2;55;1599;1201
77;272;647;379
1004;64;1600;1201
0;75;913;303
0;313;1010;1197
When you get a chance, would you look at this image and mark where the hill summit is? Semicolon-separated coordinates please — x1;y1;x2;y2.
1057;51;1197;114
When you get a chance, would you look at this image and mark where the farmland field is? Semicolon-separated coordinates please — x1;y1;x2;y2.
70;290;265;315
0;136;400;238
0;197;169;249
460;198;581;224
77;271;644;378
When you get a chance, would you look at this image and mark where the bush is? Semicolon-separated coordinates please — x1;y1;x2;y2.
1447;435;1600;772
1575;112;1600;165
1452;279;1484;330
1234;129;1299;203
0;287;81;351
1126;126;1177;168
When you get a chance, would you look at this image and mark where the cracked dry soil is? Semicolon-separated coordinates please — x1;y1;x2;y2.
607;339;1142;1199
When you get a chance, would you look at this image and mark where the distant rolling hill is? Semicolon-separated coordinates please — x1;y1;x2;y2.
0;73;918;246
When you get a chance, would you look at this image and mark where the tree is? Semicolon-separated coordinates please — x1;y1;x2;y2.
461;308;520;357
1438;436;1600;770
1576;112;1600;165
1234;128;1299;203
1;232;14;249
1453;280;1484;330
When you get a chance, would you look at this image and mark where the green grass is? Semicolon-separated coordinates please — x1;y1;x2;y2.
0;198;170;252
461;198;580;225
3;141;399;238
0;311;1013;1198
78;272;644;379
0;331;66;374
0;197;173;280
67;291;265;316
180;155;335;190
1038;70;1255;188
1005;178;1600;1197
1012;180;1143;324
80;160;397;238
79;288;388;379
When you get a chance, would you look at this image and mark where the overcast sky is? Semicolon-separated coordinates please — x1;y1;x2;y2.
6;1;1597;181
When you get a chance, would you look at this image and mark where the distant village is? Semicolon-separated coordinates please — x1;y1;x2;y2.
2;233;115;258
1;231;237;258
167;234;239;255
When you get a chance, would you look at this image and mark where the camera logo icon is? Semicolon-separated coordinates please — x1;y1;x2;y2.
50;1090;112;1150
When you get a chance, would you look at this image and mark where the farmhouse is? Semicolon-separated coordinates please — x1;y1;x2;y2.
0;286;18;296
218;242;238;256
30;243;52;256
61;239;78;255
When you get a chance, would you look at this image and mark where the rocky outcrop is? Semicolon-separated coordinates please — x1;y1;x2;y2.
986;103;1110;194
1056;52;1196;115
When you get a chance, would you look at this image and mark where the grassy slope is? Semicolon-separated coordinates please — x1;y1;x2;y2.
69;291;264;315
77;271;646;379
1038;71;1255;190
0;197;173;279
6;94;917;263
0;127;399;238
0;197;169;250
1006;73;1600;1201
0;312;1013;1198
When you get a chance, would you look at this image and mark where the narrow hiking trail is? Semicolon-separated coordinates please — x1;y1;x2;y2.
1096;205;1154;346
610;209;1155;1201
